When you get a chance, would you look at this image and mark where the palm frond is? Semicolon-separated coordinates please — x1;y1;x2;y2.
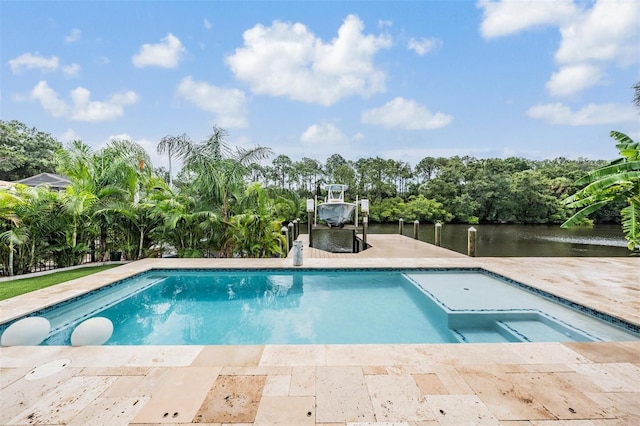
621;203;640;250
560;200;609;228
574;162;640;186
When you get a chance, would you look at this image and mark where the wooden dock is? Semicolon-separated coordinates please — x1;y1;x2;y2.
293;233;466;258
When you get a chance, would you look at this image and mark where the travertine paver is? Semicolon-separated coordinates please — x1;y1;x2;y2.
260;344;327;366
262;374;291;396
567;362;640;392
130;366;220;424
194;375;266;423
458;367;556;421
505;372;612;420
9;375;117;425
365;374;435;421
584;392;640;424
425;394;500;425
315;366;375;423
0;247;639;424
191;345;264;367
411;373;449;395
564;341;640;363
67;396;149;426
0;363;78;423
254;396;315;424
290;366;316;396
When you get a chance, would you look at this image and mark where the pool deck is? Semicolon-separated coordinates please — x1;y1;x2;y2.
1;235;639;425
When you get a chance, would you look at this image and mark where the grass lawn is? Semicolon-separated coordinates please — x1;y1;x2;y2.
0;265;120;301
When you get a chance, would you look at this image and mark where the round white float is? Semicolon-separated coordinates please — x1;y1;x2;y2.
1;317;51;346
70;317;113;346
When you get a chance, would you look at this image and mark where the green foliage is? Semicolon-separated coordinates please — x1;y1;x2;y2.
224;183;286;258
3;120;636;275
562;131;640;252
368;195;452;223
0;120;62;181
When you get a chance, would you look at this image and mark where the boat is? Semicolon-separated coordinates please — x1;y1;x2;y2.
317;184;357;227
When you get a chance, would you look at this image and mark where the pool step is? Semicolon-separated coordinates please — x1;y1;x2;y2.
451;316;594;343
451;327;516;343
497;319;592;343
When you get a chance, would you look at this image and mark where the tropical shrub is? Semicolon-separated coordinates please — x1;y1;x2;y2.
562;131;640;253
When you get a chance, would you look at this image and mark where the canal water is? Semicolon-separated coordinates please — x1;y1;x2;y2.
366;223;630;257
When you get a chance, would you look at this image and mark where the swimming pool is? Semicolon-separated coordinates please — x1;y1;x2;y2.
3;269;638;345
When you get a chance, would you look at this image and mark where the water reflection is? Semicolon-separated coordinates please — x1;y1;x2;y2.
366;223;629;257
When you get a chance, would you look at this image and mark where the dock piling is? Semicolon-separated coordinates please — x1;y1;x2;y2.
413;220;419;240
288;222;294;251
435;222;442;246
281;226;288;256
468;226;477;257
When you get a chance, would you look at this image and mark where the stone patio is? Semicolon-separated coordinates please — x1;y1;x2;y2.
1;236;638;424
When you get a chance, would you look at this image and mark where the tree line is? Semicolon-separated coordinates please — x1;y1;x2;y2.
246;153;617;225
1;117;638;275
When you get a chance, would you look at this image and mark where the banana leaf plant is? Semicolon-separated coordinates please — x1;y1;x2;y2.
561;131;640;253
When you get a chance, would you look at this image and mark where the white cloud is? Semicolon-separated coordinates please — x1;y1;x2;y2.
225;14;392;106
408;37;441;56
300;123;351;146
204;18;212;30
62;63;81;77
59;129;80;143
8;53;59;74
477;0;578;38
545;64;604;97
175;76;248;128
64;28;81;43
479;0;639;97
555;0;639;66
132;33;186;68
29;80;138;122
361;97;453;130
527;102;637;125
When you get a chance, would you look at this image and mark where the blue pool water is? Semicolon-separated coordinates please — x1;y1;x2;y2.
5;269;639;345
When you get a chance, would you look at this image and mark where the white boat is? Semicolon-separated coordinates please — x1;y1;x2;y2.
317;184;357;227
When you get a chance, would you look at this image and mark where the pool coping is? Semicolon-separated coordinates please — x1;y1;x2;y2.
1;256;639;424
1;256;638;327
3;264;639;341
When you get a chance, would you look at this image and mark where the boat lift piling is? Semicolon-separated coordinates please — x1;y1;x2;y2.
307;186;370;253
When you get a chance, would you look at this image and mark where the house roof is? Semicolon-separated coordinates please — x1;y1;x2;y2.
13;173;71;190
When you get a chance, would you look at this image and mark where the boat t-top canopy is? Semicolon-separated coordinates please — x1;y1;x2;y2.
323;184;348;202
323;184;348;191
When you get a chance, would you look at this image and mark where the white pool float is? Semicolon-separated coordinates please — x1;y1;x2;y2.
1;317;51;346
70;317;113;346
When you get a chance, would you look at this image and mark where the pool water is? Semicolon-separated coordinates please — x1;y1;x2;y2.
11;269;640;345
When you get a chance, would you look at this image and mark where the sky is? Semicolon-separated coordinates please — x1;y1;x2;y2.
1;0;639;171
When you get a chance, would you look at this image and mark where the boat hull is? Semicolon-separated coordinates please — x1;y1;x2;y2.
318;203;356;227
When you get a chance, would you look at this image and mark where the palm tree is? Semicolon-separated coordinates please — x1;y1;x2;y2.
0;189;25;276
224;183;286;258
561;131;640;252
57;139;153;261
172;127;272;253
157;133;191;187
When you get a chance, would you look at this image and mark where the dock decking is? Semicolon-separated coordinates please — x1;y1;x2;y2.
297;233;466;258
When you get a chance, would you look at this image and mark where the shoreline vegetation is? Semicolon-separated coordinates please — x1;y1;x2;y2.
1;120;638;277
